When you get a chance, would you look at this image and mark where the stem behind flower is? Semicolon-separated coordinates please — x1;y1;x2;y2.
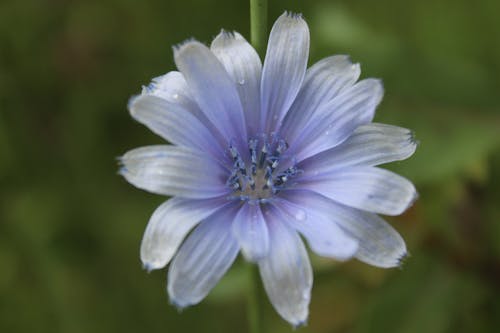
250;0;268;57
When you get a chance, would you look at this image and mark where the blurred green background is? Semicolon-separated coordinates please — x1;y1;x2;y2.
1;0;500;332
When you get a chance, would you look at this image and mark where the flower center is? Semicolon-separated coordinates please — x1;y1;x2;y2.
226;135;301;203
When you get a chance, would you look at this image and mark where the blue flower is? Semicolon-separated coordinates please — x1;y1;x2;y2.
120;12;417;326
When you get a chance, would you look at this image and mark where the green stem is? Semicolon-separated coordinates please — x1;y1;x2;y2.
248;3;267;332
248;264;265;333
250;0;268;57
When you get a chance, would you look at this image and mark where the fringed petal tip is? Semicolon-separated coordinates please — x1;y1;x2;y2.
337;54;361;70
168;298;189;313
397;251;410;269
217;29;237;39
283;11;304;20
292;319;308;330
142;261;157;273
172;38;199;54
116;156;127;175
408;130;420;146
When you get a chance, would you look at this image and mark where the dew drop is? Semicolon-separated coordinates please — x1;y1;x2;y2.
238;79;245;85
172;93;179;99
294;209;306;221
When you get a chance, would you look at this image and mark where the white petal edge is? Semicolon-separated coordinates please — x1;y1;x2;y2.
174;40;247;148
261;12;310;133
119;145;228;199
140;197;228;271
258;211;312;326
129;94;225;158
300;166;417;216
299;123;417;173
281;55;360;141
132;71;228;160
167;204;240;307
232;203;269;262
283;190;407;268
145;71;227;143
211;31;262;135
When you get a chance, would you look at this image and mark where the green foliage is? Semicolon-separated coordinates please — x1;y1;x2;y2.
1;0;500;332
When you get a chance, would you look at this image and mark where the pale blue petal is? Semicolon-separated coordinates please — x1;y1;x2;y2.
258;212;312;326
261;12;309;133
135;71;228;160
211;31;262;135
174;41;247;147
348;211;407;268
291;79;384;161
300;166;417;216
167;204;240;307
232;203;269;261
140;197;228;271
299;123;417;173
270;199;358;260
119;145;228;199
281;55;360;142
284;190;407;268
129;94;225;158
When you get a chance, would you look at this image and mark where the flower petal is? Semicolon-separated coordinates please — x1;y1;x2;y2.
140;197;228;271
232;203;269;262
167;203;240;307
299;123;417;173
258;213;312;326
132;71;228;159
119;145;228;198
300;166;417;216
348;211;407;268
211;31;262;135
129;94;225;158
281;55;360;141
174;41;247;147
292;79;384;161
261;12;309;133
283;190;407;268
270;198;358;260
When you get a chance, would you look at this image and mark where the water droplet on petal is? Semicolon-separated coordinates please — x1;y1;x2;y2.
294;209;306;221
238;79;245;85
172;93;179;99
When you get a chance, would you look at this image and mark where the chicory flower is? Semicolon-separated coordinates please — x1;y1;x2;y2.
120;12;417;326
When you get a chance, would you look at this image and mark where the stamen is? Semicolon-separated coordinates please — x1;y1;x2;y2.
226;171;241;190
268;157;279;170
258;141;269;169
276;139;288;155
249;139;258;175
263;166;273;190
247;175;256;190
236;158;247;176
225;135;299;202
